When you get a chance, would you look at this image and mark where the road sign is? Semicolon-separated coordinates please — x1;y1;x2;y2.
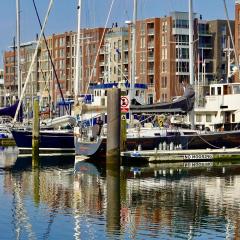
121;96;129;112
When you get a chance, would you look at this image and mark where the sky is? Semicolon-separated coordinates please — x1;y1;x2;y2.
0;0;235;68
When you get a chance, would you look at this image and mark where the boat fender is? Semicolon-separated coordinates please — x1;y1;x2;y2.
74;127;80;137
157;116;164;127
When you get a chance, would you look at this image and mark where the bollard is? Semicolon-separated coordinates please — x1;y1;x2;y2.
32;98;40;167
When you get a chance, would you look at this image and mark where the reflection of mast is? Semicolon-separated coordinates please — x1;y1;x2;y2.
12;178;36;239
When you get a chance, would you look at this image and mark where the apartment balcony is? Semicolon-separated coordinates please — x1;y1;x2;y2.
99;61;105;66
148;42;154;49
147;28;154;35
148;69;154;75
99;48;105;54
199;43;212;49
66;41;70;47
148;83;155;89
148;56;154;62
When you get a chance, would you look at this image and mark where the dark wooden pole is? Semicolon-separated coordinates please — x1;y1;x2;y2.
107;88;121;159
106;88;121;233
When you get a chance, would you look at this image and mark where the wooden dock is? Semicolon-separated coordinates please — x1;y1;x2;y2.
121;147;240;162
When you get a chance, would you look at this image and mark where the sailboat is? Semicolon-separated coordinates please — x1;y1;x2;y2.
10;0;75;153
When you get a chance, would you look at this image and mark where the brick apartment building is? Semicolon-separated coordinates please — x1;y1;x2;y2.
4;41;39;106
235;0;240;81
2;11;236;107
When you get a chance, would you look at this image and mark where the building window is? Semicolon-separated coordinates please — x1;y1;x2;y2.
161;76;167;88
162;62;167;73
162;35;166;46
161;93;167;102
162;21;167;32
140;37;145;48
148;94;153;104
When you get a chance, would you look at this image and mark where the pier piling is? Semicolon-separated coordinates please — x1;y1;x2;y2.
32;98;40;167
106;88;121;232
107;88;121;160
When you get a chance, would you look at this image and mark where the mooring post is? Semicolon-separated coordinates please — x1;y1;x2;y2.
106;88;121;233
32;98;40;167
107;88;121;159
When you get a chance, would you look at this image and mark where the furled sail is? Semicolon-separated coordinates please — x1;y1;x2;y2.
131;85;195;113
0;101;23;122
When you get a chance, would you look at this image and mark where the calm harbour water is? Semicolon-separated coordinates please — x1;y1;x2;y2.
0;147;240;239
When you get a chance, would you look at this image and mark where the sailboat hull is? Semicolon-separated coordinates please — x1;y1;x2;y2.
11;129;75;153
75;130;240;158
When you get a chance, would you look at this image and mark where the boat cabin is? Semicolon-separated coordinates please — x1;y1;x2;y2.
87;82;147;106
194;82;240;131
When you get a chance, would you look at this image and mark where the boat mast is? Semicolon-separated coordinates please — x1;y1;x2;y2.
75;0;82;101
131;0;137;98
188;0;195;128
129;0;137;123
16;0;21;99
189;0;194;86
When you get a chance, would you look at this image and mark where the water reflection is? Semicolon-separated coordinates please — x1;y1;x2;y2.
0;146;18;169
1;150;240;239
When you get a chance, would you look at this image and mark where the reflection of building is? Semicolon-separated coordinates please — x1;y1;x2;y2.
2;161;240;239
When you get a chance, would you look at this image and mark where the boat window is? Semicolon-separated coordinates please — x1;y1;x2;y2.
154;133;161;136
211;87;215;95
166;132;180;136
136;90;139;96
232;113;235;122
206;114;211;122
183;132;197;135
217;87;221;95
233;85;240;94
196;114;202;122
105;90;107;96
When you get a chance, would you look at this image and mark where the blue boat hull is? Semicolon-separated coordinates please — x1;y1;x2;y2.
11;129;74;153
